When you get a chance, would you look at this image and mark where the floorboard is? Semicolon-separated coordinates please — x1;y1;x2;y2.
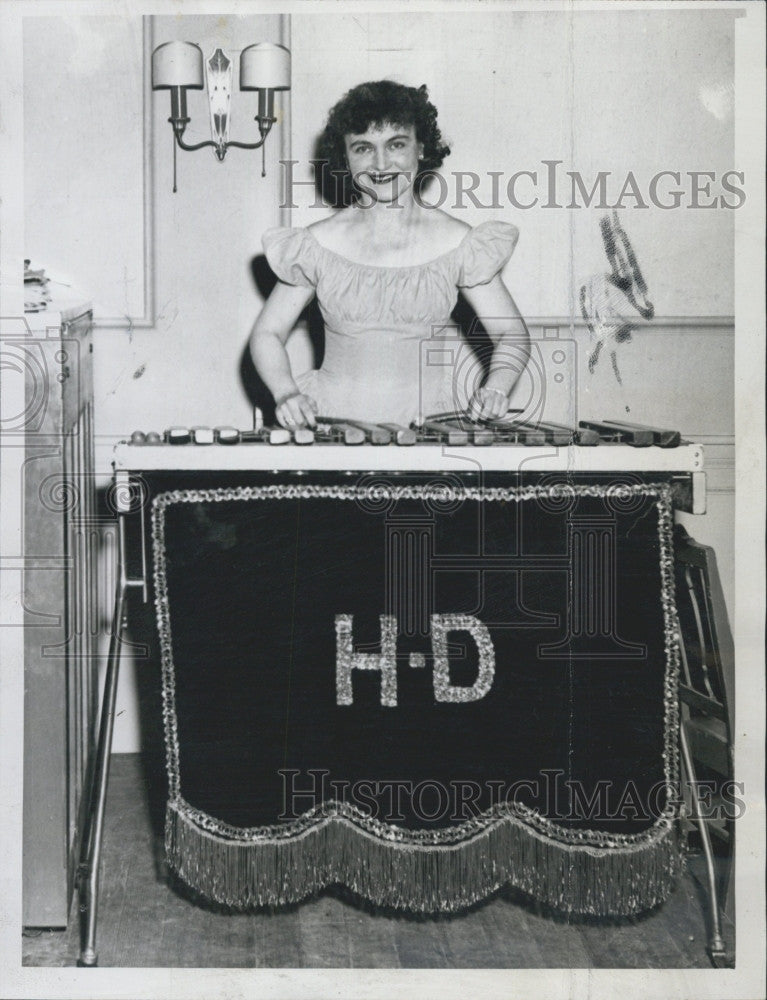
254;906;303;968
340;895;401;968
481;893;548;966
297;895;353;968
439;904;503;968
391;914;451;969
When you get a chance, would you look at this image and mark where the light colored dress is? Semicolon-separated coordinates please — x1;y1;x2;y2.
262;220;518;425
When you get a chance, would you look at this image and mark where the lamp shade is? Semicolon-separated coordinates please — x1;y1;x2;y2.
240;43;290;90
152;41;204;89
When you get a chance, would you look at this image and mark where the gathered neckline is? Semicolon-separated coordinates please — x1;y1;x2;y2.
302;224;478;272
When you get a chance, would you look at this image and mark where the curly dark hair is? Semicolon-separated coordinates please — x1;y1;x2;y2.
315;80;451;207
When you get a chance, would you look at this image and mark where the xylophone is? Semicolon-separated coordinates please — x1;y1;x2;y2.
125;414;686;449
78;414;706;965
114;415;705;510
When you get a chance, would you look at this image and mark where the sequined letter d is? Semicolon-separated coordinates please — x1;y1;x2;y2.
431;614;495;703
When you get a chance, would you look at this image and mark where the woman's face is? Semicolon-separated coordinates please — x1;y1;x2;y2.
344;122;424;204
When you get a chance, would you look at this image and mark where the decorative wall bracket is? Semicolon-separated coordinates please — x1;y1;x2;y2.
152;40;290;191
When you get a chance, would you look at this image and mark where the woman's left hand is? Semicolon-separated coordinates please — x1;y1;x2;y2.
468;385;510;422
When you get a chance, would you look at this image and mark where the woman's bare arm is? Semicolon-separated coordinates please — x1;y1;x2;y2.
249;280;318;427
460;274;531;421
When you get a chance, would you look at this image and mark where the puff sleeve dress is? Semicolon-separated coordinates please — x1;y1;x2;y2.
262;220;518;425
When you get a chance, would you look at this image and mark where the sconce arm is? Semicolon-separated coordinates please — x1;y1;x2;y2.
175;136;220;153
222;117;276;152
224;138;266;151
169;118;218;153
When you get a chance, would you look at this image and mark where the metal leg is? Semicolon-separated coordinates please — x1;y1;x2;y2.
77;579;126;967
76;480;147;967
679;719;728;967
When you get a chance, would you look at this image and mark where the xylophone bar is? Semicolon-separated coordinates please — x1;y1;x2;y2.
420;418;498;447
316;417;391;445
424;411;515;446
215;427;241;445
520;421;574;447
591;420;682;449
314;419;366;446
292;427;318;446
533;421;592;447
579;420;655;447
240;428;292;446
379;423;417;446
419;419;470;447
484;419;547;446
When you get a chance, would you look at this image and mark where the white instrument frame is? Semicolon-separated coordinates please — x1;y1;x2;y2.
112;440;706;513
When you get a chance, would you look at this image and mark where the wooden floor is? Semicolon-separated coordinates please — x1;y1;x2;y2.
23;753;733;969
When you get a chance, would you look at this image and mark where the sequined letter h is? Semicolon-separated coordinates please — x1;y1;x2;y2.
335;614;398;707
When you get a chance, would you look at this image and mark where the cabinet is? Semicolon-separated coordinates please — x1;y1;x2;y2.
22;304;98;927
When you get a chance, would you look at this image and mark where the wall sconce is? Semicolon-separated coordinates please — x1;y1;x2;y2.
152;40;290;192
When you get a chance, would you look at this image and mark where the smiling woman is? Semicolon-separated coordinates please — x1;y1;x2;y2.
316;79;451;209
345;124;422;207
250;80;531;429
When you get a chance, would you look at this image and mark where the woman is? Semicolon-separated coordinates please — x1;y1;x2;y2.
250;80;530;429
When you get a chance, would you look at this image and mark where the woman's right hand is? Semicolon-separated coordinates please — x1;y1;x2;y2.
275;391;319;429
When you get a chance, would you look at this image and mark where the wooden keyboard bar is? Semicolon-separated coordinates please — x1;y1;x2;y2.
419;419;470;446
378;423;417;446
317;418;391;445
418;413;495;446
486;420;547;446
596;420;682;448
292;427;316;445
578;420;654;447
534;422;576;446
534;422;601;446
240;428;291;445
165;427;192;445
214;427;241;445
315;419;365;446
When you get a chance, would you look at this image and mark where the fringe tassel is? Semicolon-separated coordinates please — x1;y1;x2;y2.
165;802;682;916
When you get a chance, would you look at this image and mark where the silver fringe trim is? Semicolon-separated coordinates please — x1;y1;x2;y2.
165;799;682;915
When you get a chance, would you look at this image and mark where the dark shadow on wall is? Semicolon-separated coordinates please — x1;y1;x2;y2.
452;293;495;382
240;254;325;425
93;488;168;873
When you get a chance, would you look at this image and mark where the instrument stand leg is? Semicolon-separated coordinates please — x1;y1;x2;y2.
76;580;127;967
679;721;730;968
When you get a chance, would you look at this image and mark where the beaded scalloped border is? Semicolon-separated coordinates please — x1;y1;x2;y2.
152;480;680;854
